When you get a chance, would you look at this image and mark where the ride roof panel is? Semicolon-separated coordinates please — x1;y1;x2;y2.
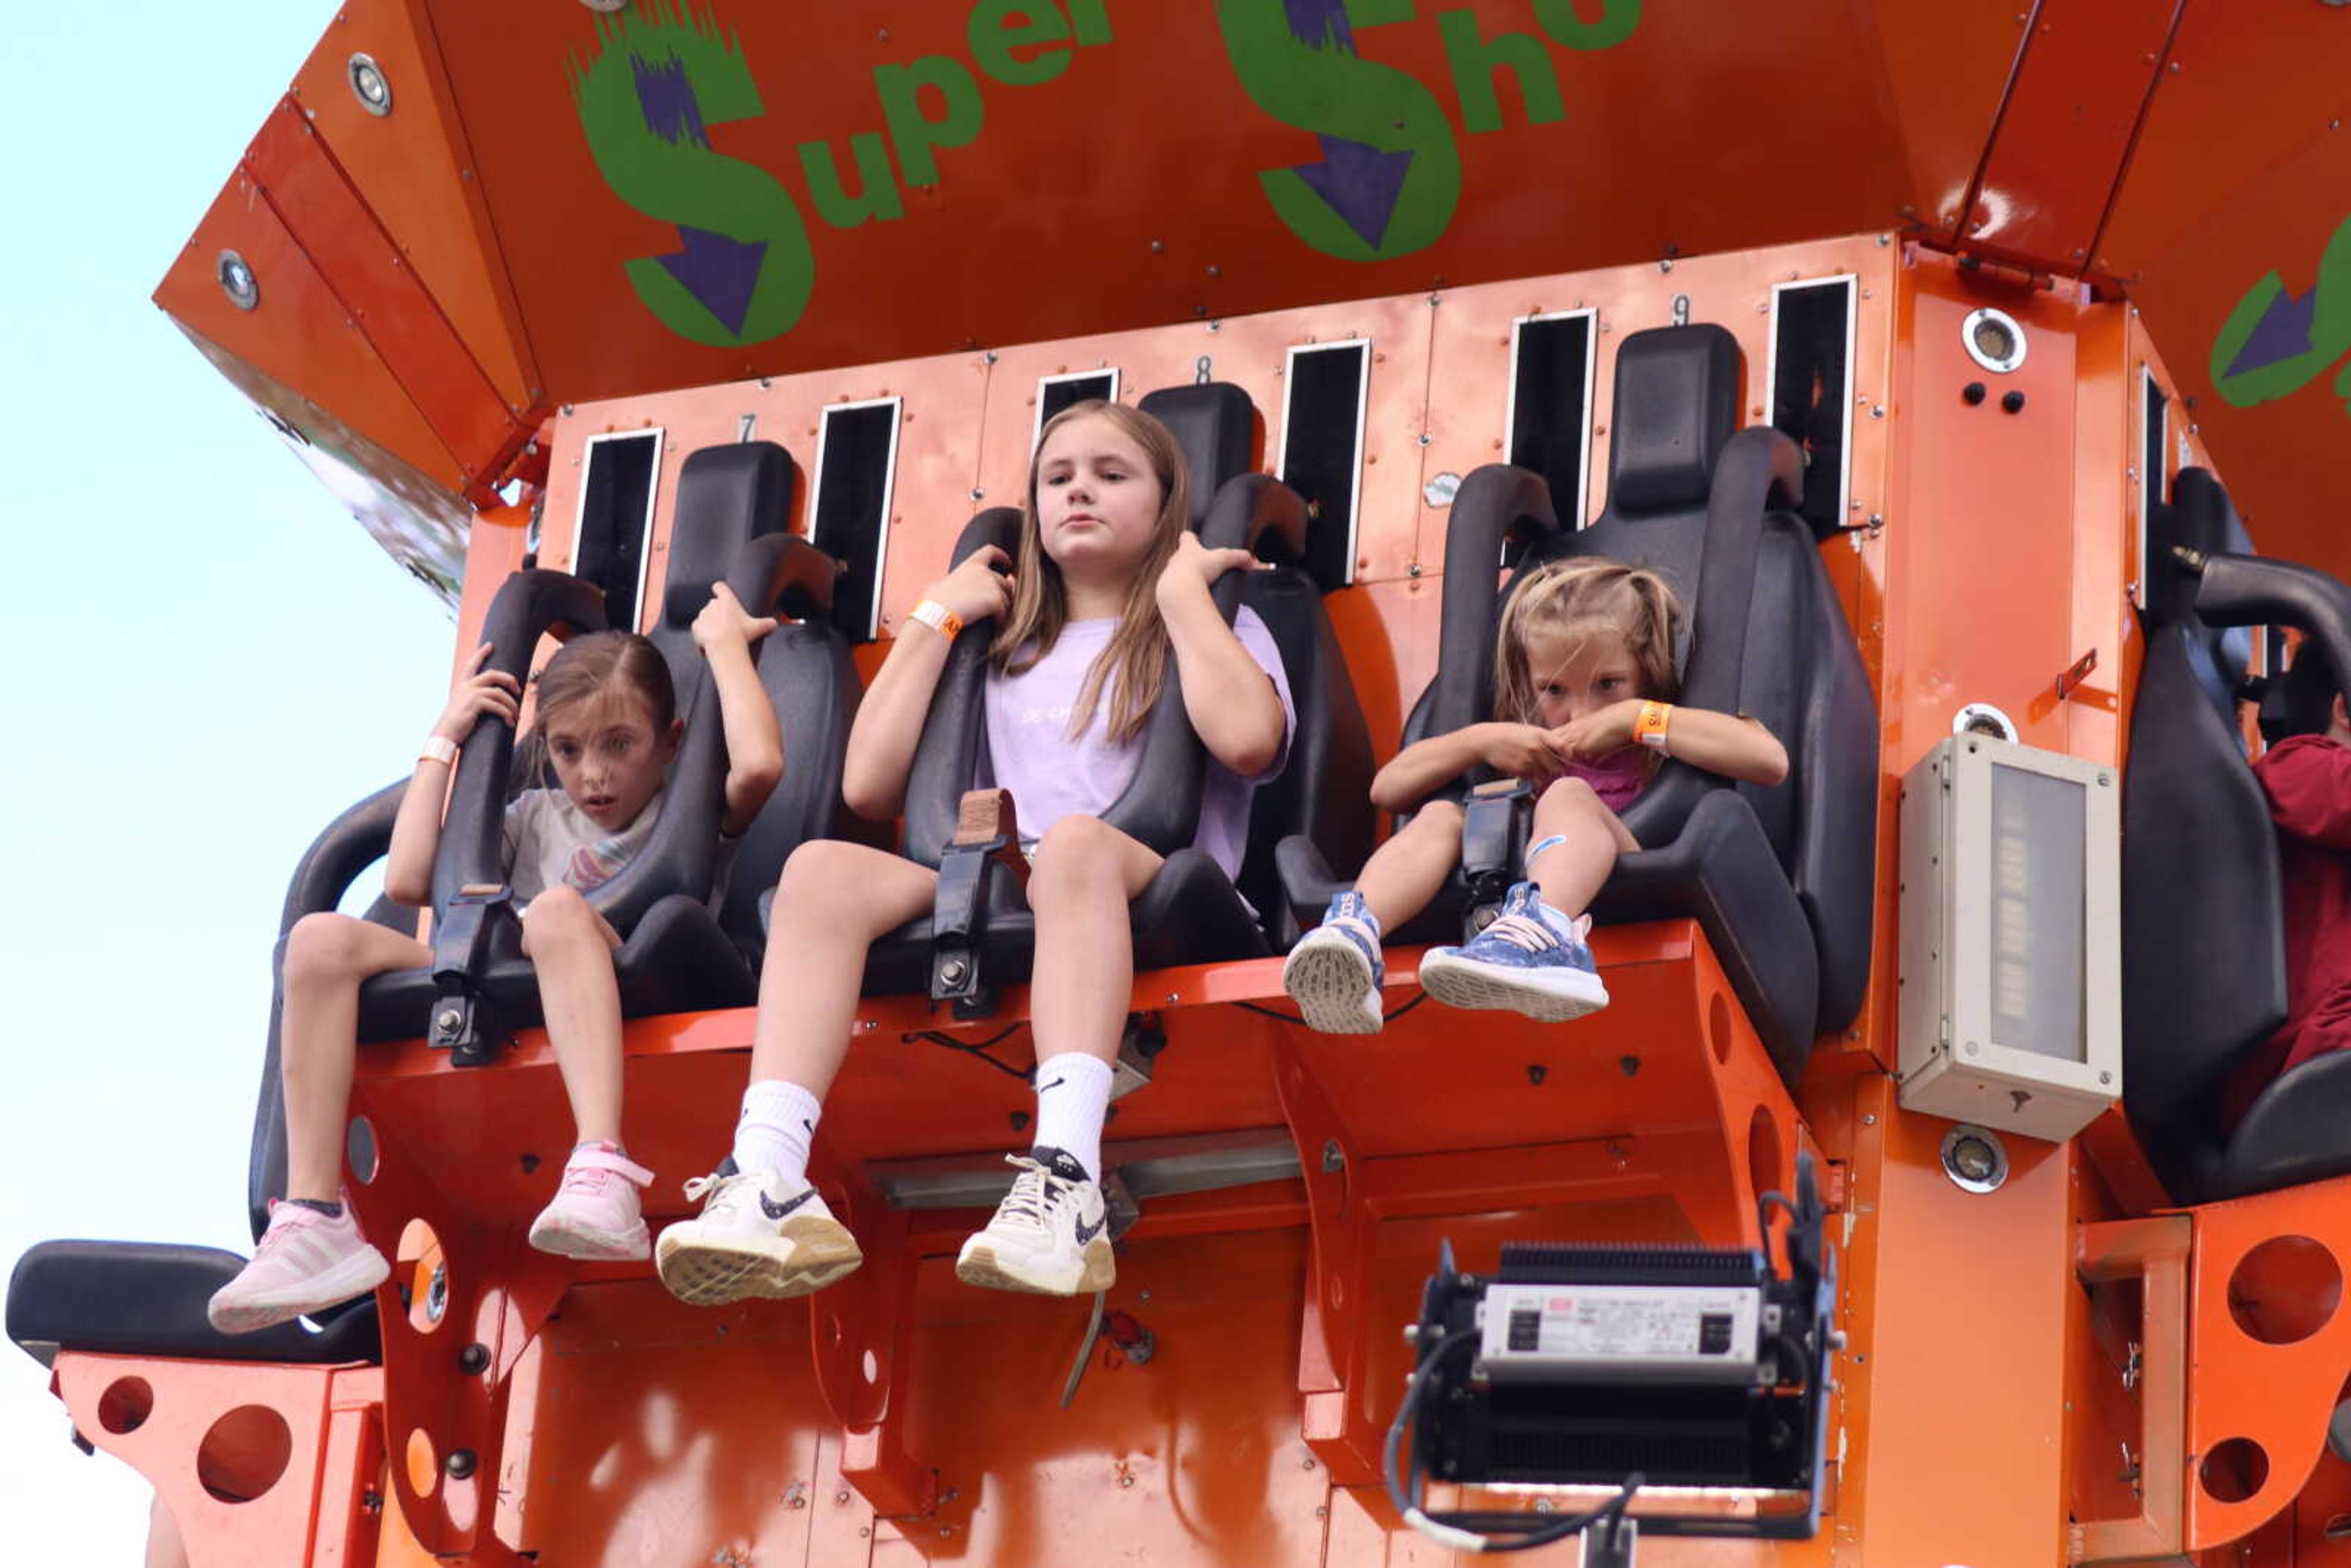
160;0;2351;577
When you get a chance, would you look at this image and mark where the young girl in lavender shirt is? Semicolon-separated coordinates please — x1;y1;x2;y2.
656;401;1292;1303
1283;557;1787;1033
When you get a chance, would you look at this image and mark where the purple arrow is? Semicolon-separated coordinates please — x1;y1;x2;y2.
2225;283;2319;380
657;227;767;335
1283;0;1357;51
1292;134;1415;250
631;53;709;148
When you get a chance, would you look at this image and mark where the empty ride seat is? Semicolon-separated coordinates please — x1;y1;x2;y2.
2121;468;2351;1201
351;443;852;1045
1277;324;1877;1082
847;383;1370;999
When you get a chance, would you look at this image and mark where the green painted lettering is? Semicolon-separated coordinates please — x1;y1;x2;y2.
1533;0;1641;50
798;132;906;227
1065;0;1113;46
1215;0;1462;261
567;4;812;347
970;0;1074;84
876;54;987;187
1437;12;1564;134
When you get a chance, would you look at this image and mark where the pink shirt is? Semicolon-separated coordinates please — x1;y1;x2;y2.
1560;746;1654;813
982;610;1294;880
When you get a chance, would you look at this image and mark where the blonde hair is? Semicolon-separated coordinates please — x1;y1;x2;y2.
517;630;675;789
1493;557;1682;726
991;400;1193;744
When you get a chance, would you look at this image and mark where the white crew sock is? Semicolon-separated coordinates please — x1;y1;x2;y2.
731;1079;822;1186
1029;1052;1115;1179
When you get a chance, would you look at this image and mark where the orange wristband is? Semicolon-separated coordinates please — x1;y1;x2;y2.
1636;700;1673;752
908;598;964;640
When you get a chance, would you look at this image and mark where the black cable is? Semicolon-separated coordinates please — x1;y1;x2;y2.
1384;1325;1644;1553
904;1026;1033;1082
1235;991;1433;1026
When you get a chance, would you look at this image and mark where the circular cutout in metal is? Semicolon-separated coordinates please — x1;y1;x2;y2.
1952;702;2017;741
216;250;259;312
347;53;392;116
1961;307;2027;374
1940;1124;2010;1193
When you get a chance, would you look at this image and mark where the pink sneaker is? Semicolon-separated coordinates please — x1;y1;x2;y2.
207;1199;390;1335
528;1145;655;1261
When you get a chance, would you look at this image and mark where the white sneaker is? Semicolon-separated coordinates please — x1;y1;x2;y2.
954;1148;1114;1297
654;1160;862;1306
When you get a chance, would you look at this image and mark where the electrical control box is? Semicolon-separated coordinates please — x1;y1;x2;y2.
1474;1281;1768;1387
1897;735;2121;1143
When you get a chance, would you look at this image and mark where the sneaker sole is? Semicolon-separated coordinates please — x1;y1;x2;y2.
654;1221;863;1306
1417;950;1611;1023
208;1248;391;1335
1282;940;1384;1035
528;1214;651;1262
954;1236;1115;1297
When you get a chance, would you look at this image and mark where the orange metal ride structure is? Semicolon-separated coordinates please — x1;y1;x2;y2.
18;2;2351;1564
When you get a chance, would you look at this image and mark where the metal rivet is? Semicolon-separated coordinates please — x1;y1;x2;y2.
457;1343;489;1376
444;1448;478;1480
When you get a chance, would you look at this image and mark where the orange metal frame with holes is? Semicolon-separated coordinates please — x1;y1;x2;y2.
48;1;2351;1555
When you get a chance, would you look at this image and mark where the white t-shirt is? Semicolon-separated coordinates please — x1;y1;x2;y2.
500;788;738;910
980;609;1294;880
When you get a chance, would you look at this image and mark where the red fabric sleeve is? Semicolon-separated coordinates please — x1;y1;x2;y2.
2257;735;2351;849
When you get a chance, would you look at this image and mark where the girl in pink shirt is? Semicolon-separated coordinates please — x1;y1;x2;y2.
656;402;1291;1305
1283;557;1787;1033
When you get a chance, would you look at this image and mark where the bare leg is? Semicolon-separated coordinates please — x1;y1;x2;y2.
1024;816;1164;1065
278;913;431;1202
1351;800;1466;931
144;1495;186;1568
750;841;939;1096
520;887;626;1146
1526;777;1640;920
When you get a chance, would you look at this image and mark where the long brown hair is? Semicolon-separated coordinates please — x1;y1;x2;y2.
991;400;1191;744
1493;557;1682;726
517;630;676;789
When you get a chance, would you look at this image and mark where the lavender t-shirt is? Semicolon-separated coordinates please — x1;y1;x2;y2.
983;609;1294;879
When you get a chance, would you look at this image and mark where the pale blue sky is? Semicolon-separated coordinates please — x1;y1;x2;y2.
0;6;454;1559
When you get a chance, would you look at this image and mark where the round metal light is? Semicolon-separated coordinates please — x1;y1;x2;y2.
1951;702;2017;741
347;53;392;116
217;250;260;310
1941;1124;2011;1194
1962;307;2027;374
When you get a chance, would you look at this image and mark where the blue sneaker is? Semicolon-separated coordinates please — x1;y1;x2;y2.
1283;891;1387;1034
1417;882;1609;1022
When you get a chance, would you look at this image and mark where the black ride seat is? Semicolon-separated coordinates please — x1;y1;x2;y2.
3;444;861;1371
2121;468;2351;1202
353;443;853;1046
1276;324;1877;1084
844;383;1371;1000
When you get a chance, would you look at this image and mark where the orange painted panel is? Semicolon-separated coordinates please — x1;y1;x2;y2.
1846;1078;2073;1567
246;101;530;490
2094;1;2351;280
287;0;543;419
2117;121;2351;572
1858;2;2034;248
1965;0;2175;269
156;158;464;493
416;0;1927;406
1881;253;2085;768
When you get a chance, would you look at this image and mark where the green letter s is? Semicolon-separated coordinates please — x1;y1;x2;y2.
1215;0;1461;261
569;4;813;347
